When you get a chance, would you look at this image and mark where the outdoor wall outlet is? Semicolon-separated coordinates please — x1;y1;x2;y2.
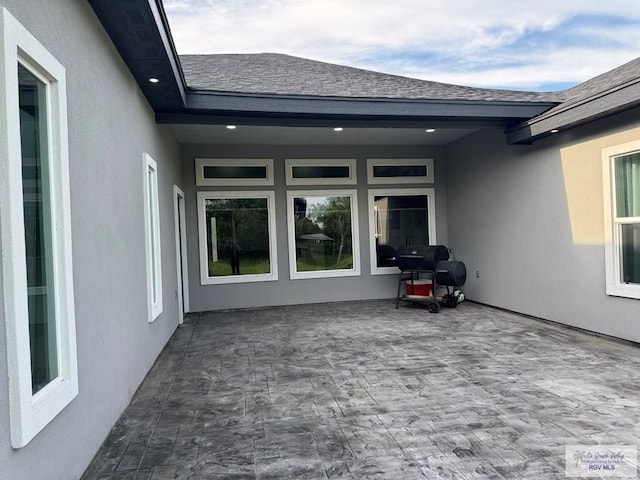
476;270;480;278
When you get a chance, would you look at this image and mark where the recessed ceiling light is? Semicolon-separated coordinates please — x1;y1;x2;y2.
550;129;559;133
148;77;160;83
226;125;237;130
333;127;344;132
425;128;436;133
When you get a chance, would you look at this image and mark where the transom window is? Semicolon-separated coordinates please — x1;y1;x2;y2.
287;190;360;279
195;158;274;186
603;141;640;299
285;159;356;185
367;158;434;184
197;191;278;284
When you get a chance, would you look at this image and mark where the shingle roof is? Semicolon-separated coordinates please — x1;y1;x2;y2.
540;56;640;117
180;53;563;103
506;55;640;143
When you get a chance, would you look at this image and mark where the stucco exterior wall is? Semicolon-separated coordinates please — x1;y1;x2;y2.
0;2;181;478
181;144;449;312
445;110;640;343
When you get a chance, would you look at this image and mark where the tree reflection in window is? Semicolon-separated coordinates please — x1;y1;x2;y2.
205;198;271;276
293;195;354;272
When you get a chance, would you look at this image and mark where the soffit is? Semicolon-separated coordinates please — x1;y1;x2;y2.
88;0;186;110
170;124;477;146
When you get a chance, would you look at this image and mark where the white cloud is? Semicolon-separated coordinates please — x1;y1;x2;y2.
163;0;640;90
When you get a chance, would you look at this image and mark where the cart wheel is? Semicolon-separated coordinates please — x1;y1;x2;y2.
443;294;458;308
428;302;440;313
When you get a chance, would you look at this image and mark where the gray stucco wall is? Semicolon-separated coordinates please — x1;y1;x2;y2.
445;112;640;343
0;2;182;478
181;144;449;312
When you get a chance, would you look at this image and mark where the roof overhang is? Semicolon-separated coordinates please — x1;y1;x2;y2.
89;1;560;137
88;0;186;110
157;90;557;129
507;79;640;144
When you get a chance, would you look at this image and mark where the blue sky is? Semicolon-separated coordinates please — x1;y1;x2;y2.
163;1;640;92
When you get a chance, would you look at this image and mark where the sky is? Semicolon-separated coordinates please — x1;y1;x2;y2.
163;1;640;92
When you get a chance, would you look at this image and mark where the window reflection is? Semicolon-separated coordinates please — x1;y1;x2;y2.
205;198;271;277
373;195;429;268
293;195;354;272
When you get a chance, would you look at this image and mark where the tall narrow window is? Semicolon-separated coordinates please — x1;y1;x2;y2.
19;64;58;393
287;190;361;279
1;7;78;447
144;154;162;321
197;191;278;285
603;142;640;299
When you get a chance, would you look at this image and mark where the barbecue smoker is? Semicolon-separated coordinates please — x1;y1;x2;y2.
395;245;467;313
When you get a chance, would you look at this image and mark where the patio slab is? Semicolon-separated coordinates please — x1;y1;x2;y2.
82;300;640;479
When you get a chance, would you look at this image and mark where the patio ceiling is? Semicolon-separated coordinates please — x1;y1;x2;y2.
169;124;478;146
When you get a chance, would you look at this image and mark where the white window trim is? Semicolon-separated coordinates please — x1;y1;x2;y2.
367;158;434;184
285;158;357;185
368;188;437;275
197;190;278;285
287;189;361;280
143;153;163;321
0;7;78;448
173;185;189;322
602;140;640;299
195;158;274;186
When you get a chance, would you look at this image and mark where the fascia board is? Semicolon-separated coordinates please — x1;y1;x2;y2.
507;81;640;144
183;91;556;120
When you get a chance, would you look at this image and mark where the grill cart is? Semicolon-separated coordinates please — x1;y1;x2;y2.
395;245;466;313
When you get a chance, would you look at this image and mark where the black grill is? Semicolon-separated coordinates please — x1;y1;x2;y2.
395;244;467;311
395;245;449;271
435;261;467;287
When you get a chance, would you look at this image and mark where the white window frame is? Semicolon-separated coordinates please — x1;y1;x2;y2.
0;7;78;448
197;191;278;285
285;158;357;185
602;140;640;299
195;158;274;186
173;185;189;323
287;189;361;280
367;158;434;184
368;188;437;275
143;153;163;321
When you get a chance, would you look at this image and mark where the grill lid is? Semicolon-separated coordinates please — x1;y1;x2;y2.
396;245;449;271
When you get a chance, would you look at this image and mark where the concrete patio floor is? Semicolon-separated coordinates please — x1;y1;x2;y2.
82;300;640;479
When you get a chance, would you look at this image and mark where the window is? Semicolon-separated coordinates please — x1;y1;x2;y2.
143;153;162;321
287;190;360;279
367;158;434;184
197;191;278;284
285;159;357;185
0;7;78;447
368;189;437;275
603;141;640;299
195;158;274;186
